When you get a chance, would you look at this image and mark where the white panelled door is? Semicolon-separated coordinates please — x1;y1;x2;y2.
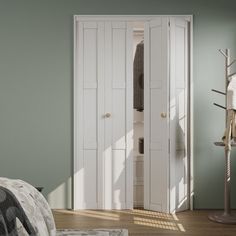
74;19;133;209
144;17;189;213
104;21;133;209
74;21;104;209
169;17;189;213
144;17;170;212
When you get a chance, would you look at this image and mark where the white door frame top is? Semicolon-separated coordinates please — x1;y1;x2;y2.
73;15;193;213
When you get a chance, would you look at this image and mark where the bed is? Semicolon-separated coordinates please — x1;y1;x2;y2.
0;178;128;236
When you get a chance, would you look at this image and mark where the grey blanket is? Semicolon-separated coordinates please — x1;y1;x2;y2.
0;178;129;236
0;186;36;236
0;178;56;236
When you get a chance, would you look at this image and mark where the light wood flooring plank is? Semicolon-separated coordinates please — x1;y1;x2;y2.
53;210;236;236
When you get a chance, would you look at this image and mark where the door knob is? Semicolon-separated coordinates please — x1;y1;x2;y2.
105;113;111;118
161;112;167;118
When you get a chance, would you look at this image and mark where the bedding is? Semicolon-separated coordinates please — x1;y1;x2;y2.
0;178;129;236
0;177;56;236
0;186;36;235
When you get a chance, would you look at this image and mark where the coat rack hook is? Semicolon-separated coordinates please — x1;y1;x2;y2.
228;59;236;68
211;89;226;95
228;72;236;81
213;103;226;110
219;49;228;58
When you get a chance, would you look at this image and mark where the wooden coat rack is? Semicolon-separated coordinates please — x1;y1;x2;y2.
209;49;236;224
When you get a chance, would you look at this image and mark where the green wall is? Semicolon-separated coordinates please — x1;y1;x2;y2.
0;0;235;209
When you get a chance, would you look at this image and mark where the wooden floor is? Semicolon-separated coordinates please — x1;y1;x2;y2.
53;209;236;236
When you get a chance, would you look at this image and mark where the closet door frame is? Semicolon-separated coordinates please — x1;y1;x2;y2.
73;15;193;211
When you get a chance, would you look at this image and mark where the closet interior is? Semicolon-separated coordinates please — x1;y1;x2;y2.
133;22;144;208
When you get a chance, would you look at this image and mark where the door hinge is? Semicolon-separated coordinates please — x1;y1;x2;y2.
168;21;170;27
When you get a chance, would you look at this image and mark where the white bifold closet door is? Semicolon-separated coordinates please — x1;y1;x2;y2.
169;17;189;213
74;16;189;213
144;17;169;212
74;20;133;209
144;17;189;213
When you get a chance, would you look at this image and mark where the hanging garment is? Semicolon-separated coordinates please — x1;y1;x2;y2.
227;74;236;110
138;137;144;154
133;41;144;112
222;74;236;150
223;109;236;151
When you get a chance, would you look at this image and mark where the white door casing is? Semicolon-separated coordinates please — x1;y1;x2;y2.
74;15;192;212
144;17;170;212
169;17;189;213
74;19;133;209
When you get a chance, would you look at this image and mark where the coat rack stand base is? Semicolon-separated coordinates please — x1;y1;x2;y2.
208;142;236;224
209;212;236;224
